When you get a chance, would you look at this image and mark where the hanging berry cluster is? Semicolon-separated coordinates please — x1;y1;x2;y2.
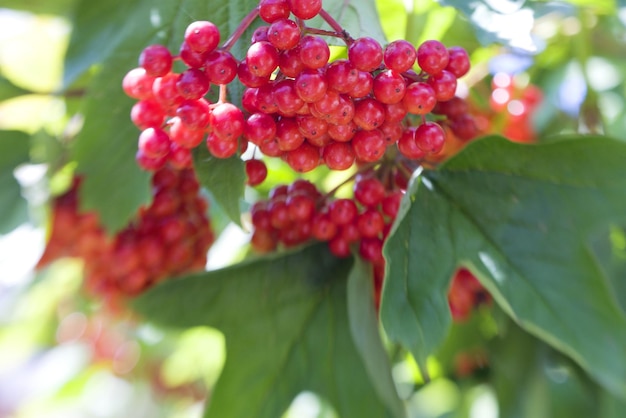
122;0;477;175
121;0;484;311
37;167;214;305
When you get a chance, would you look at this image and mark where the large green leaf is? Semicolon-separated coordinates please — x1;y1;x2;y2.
0;130;30;233
381;135;626;398
134;244;401;418
489;318;598;418
193;146;245;226
0;0;78;16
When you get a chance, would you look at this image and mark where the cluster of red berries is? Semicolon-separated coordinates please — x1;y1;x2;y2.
447;268;492;322
123;0;475;183
249;172;403;306
37;167;214;303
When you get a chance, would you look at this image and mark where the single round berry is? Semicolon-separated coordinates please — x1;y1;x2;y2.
299;36;330;69
359;237;383;263
138;127;171;158
288;0;322;20
354;177;385;207
384;40;416;73
329;199;358;225
210;103;245;141
325;60;359;94
169;117;204;148
428;70;457;101
295;69;328;102
176;69;210;100
131;99;166;129
268;19;301;50
403;82;437;115
123;68;156;100
176;98;211;130
284;142;319;172
415;121;446;154
353;98;386;130
206;132;239;158
205;50;238;84
276;117;305;151
286;194;316;221
259;0;291;22
417;40;449;75
184;21;220;53
356;208;385;238
246;41;279;77
245;159;268;186
351;129;386;163
322;142;355;170
311;213;337;241
397;127;426;159
446;46;470;78
373;70;406;104
139;45;172;77
245;113;277;144
348;37;383;72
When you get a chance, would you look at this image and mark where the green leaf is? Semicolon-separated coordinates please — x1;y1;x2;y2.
381;135;626;398
193;146;245;226
0;130;30;233
489;318;598;418
347;256;406;418
134;244;400;418
0;74;32;102
316;0;388;44
0;0;78;16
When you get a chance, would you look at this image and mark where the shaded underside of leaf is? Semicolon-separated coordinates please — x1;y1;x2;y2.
134;244;401;418
192;146;245;226
382;135;626;398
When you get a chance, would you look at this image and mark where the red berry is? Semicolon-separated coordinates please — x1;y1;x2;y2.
205;49;238;84
206;132;238;158
353;98;386;130
348;37;383;72
276;117;305;151
268;19;301;50
329;236;351;257
446;46;470;78
356;208;385;238
286;194;316;221
352;129;386;163
373;70;406;104
325;60;359;94
428;70;457;102
299;36;330;69
417;40;449;75
382;191;403;218
210;103;244;141
384;40;416;73
139;45;172;77
259;0;291;23
138;127;171;158
123;68;155;100
184;21;220;53
246;41;279;77
354;177;385;207
245;113;277;144
295;69;328;102
131;99;166;130
284;142;320;172
359;237;383;263
329;199;358;225
311;213;337;241
403;82;437;115
245;159;268;186
176;98;211;130
397;127;426;159
288;0;322;20
415;121;446;154
176;69;210;100
322;142;355;170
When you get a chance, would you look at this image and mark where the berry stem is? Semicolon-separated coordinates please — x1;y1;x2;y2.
323;162;378;199
319;8;353;43
303;27;345;38
218;84;228;103
221;7;260;51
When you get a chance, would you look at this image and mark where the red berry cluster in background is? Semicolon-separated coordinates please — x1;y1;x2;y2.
447;268;492;322
37;167;214;305
122;0;476;182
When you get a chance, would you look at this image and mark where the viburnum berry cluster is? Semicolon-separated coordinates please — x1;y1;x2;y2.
121;0;483;312
37;167;214;305
122;0;476;182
